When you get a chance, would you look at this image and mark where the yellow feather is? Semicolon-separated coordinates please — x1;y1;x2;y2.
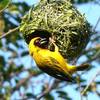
28;37;89;82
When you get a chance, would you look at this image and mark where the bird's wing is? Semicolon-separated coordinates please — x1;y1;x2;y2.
43;56;75;82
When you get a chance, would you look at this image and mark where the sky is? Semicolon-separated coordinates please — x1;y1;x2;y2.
3;0;100;100
22;0;100;29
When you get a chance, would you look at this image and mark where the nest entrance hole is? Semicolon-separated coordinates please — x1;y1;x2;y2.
26;30;52;44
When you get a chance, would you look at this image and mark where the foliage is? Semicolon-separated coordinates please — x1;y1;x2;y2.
0;0;100;100
71;0;95;4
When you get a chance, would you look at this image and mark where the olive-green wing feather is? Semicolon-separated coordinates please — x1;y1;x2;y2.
41;56;75;82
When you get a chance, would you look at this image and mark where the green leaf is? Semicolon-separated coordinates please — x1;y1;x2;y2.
0;0;10;11
0;56;6;67
56;90;71;100
71;0;95;4
0;41;2;48
26;93;36;98
21;51;29;57
44;93;54;100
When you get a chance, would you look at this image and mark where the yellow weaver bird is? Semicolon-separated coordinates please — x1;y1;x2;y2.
29;37;89;82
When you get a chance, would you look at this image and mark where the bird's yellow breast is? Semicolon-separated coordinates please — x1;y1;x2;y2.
29;43;68;71
28;37;77;74
28;37;89;82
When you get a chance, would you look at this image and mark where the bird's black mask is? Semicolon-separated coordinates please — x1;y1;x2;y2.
34;37;49;49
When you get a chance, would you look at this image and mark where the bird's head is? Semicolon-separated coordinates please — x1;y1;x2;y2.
29;37;59;55
29;37;48;49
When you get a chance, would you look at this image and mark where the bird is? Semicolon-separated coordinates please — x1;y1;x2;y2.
28;37;89;82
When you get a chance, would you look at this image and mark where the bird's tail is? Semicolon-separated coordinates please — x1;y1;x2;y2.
76;63;90;71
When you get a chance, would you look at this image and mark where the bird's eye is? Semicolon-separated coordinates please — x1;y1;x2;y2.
34;39;40;46
35;39;39;43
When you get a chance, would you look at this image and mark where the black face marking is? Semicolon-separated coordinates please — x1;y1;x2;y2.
34;38;41;46
34;38;48;49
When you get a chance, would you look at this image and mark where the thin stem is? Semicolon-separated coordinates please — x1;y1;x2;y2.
81;69;100;95
36;79;60;100
93;16;100;30
0;26;19;39
76;75;83;100
0;0;11;14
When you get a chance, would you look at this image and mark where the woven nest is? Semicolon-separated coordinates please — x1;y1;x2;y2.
20;0;91;61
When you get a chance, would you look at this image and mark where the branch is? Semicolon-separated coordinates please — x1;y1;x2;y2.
11;71;42;93
0;1;10;14
0;26;19;39
36;79;61;100
76;75;83;100
93;16;100;30
86;51;100;63
81;69;100;95
83;44;100;54
82;44;100;63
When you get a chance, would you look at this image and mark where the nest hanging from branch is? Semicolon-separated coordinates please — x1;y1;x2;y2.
20;0;91;61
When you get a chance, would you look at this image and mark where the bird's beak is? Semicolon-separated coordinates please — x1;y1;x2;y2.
40;38;48;45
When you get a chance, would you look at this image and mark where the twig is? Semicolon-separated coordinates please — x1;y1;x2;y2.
0;0;11;14
36;79;61;100
11;70;42;93
86;52;100;63
81;69;100;95
82;45;100;63
0;26;19;39
93;16;100;30
36;80;55;100
76;75;83;100
83;45;100;54
95;90;100;97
